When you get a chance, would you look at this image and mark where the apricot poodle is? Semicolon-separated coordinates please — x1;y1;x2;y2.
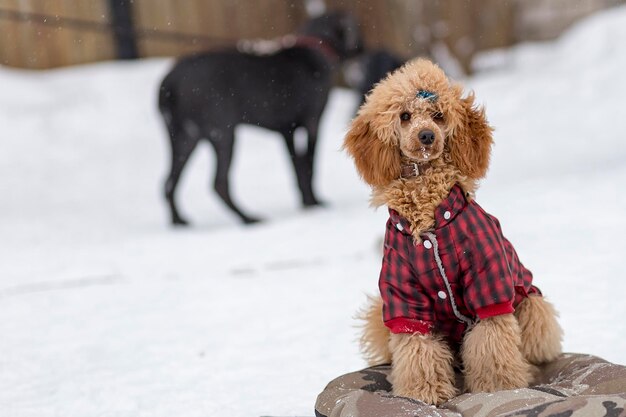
344;58;563;405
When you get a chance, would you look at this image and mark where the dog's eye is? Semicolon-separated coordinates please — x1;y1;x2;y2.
400;112;411;122
433;111;444;121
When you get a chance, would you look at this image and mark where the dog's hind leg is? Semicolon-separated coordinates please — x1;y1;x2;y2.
515;295;563;365
301;122;323;207
164;126;199;226
208;130;260;224
280;128;319;208
356;295;391;365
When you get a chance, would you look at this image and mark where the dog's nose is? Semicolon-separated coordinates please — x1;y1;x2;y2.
418;129;435;145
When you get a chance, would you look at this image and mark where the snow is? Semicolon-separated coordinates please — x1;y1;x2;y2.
1;6;625;417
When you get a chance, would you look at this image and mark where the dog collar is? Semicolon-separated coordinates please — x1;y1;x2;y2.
286;35;340;62
400;161;431;179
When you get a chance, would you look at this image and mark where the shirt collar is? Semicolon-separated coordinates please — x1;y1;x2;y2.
389;208;413;235
388;184;468;235
434;184;467;228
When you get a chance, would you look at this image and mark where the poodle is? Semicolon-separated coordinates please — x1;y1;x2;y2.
344;58;563;405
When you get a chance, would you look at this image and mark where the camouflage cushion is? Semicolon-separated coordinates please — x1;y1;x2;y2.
315;354;626;417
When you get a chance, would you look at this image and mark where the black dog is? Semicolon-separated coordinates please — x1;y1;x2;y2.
159;12;362;225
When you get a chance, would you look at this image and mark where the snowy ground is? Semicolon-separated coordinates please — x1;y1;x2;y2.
1;7;625;417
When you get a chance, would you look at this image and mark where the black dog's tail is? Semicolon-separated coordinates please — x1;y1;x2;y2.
158;74;177;135
158;75;174;116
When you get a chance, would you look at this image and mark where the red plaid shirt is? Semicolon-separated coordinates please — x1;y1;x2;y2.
380;184;540;346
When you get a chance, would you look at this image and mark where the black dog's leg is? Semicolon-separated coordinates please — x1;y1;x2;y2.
280;128;318;207
302;123;323;206
209;131;261;224
164;130;199;226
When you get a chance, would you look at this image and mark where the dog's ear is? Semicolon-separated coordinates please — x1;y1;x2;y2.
344;114;401;187
448;92;493;180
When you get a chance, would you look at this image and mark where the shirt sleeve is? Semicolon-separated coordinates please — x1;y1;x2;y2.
379;244;434;334
462;212;516;320
501;235;535;292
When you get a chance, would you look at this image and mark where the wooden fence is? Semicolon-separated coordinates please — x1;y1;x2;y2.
0;0;312;69
0;0;114;68
132;0;308;58
0;0;623;71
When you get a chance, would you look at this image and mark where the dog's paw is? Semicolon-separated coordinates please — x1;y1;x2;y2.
393;377;457;406
303;198;326;208
171;216;190;226
466;363;532;393
242;216;262;225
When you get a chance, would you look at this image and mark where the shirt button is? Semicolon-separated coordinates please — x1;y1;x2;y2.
396;223;403;231
438;291;447;299
444;211;451;220
423;240;432;249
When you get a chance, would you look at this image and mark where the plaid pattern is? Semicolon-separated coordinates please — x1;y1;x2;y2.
380;184;539;346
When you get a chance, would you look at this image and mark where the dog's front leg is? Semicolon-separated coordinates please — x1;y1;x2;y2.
515;295;563;365
389;332;457;405
462;314;533;393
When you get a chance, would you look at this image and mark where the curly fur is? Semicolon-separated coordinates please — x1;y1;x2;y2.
515;295;563;365
356;294;391;365
389;333;457;405
345;58;562;404
344;58;492;241
461;315;534;392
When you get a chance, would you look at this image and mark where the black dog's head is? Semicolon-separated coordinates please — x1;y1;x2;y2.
299;11;363;60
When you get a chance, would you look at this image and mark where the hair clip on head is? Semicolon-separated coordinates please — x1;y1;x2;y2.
416;90;438;102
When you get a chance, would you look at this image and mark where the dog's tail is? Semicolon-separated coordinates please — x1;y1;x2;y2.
159;76;174;118
159;73;183;140
356;294;391;366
